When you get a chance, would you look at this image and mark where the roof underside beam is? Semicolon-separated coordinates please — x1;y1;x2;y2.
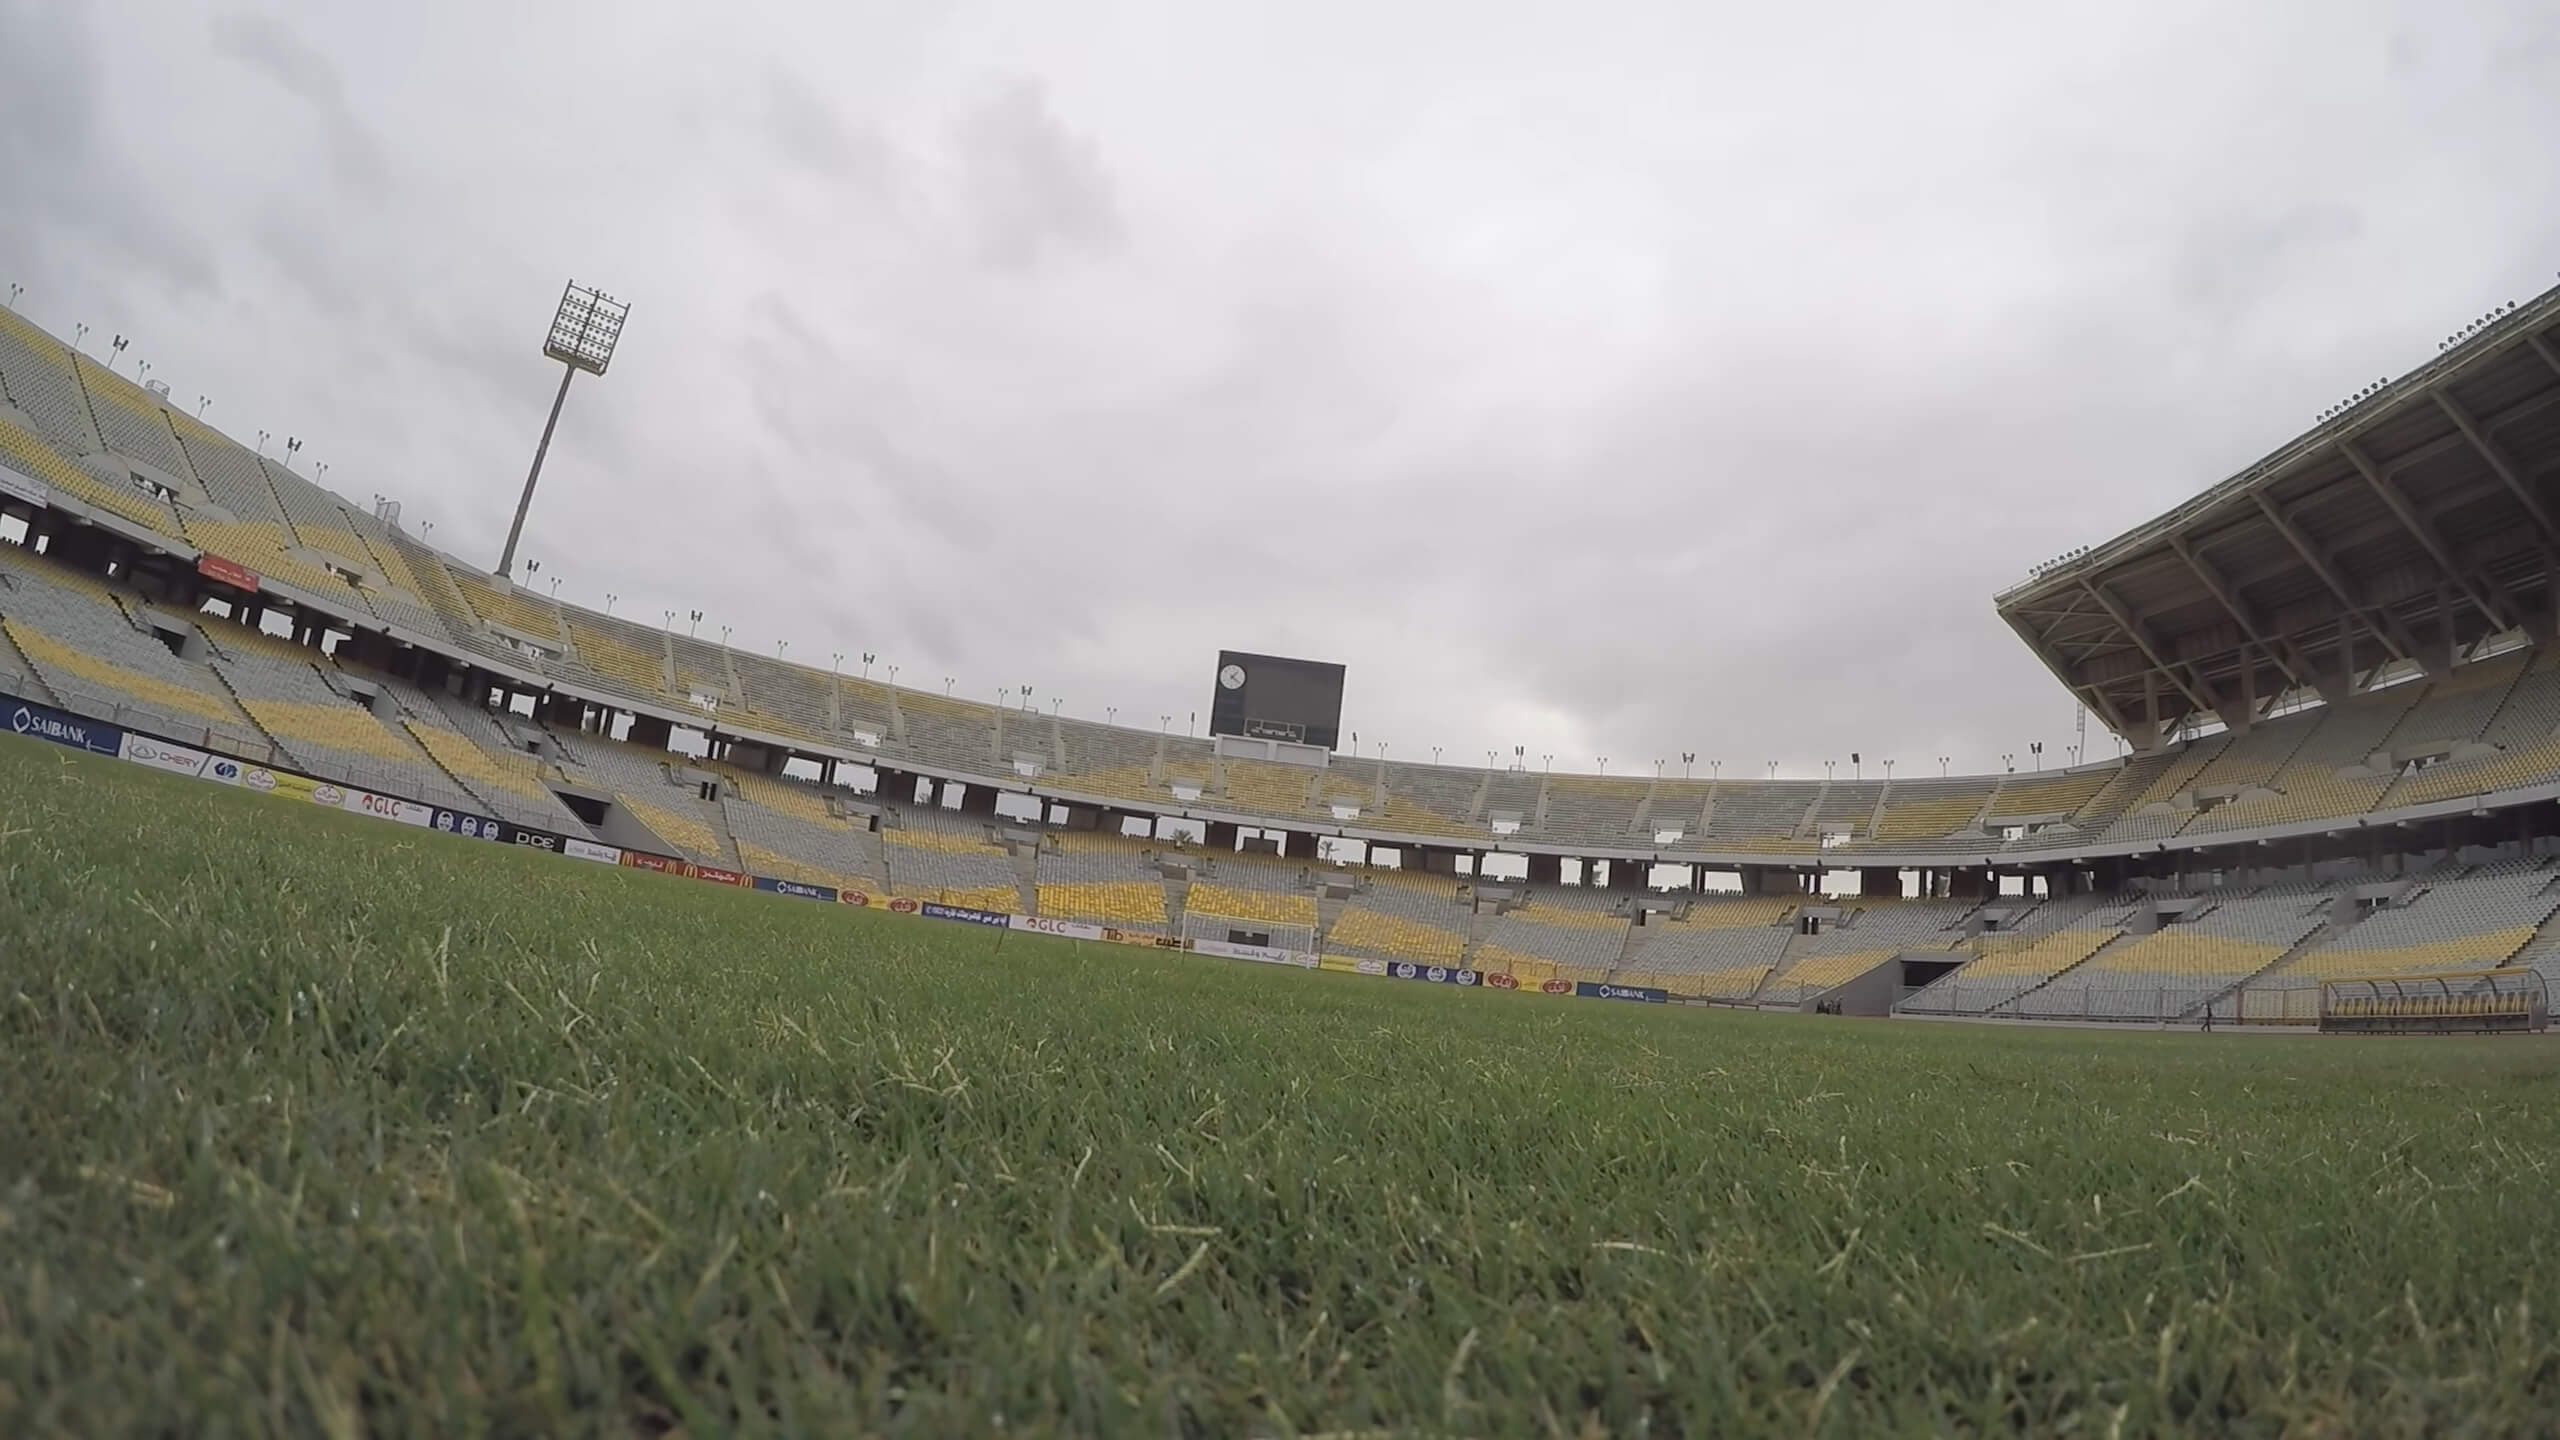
2338;438;2513;633
2530;331;2560;382
2164;533;2306;695
2000;608;2138;740
2081;579;2215;717
2432;389;2560;551
2251;490;2412;665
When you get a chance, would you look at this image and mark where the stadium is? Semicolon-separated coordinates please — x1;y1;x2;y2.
9;9;2560;1430
8;288;2560;1029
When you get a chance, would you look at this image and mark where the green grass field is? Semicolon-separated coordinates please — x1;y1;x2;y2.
4;734;2558;1435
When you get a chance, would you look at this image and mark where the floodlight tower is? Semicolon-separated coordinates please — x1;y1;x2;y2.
497;281;629;580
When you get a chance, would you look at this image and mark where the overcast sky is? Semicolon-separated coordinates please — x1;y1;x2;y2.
5;1;2558;778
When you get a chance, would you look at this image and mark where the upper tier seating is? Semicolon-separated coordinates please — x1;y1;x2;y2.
2270;862;2557;980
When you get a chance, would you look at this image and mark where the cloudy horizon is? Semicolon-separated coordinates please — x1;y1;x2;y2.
5;0;2557;780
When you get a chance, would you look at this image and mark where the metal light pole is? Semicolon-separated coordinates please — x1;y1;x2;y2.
498;282;629;579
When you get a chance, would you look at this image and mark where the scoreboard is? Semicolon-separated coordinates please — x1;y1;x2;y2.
1209;651;1346;751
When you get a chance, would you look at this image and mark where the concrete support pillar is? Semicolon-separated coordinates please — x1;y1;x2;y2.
1526;853;1563;886
1947;868;1990;901
627;712;674;751
1205;821;1240;852
959;784;1000;818
1284;829;1319;860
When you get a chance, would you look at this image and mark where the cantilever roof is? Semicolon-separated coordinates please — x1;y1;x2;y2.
1997;280;2560;739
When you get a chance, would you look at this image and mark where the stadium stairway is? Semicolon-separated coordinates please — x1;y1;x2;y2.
1985;927;2137;1015
0;619;54;703
2503;896;2560;995
2190;910;2346;1021
1013;838;1041;917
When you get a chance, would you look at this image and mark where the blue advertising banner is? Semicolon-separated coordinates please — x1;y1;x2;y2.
920;902;1013;928
5;694;123;756
1576;981;1669;1004
1386;961;1480;987
756;876;839;903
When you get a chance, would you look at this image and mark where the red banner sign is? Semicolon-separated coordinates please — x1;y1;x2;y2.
619;850;681;874
1539;979;1574;995
196;553;262;593
687;863;750;887
839;890;873;908
1484;972;1520;990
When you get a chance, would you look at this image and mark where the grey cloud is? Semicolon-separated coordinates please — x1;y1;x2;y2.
764;65;896;192
953;78;1126;271
0;0;217;301
208;10;386;193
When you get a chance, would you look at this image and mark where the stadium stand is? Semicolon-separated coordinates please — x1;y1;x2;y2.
1985;767;2115;825
710;761;880;889
1537;777;1648;846
197;623;481;813
1757;951;1895;1007
452;569;567;649
1756;899;1971;1006
163;412;290;527
1897;895;2126;1016
1371;764;1483;838
0;308;107;454
1603;897;1802;996
1325;869;1471;966
0;414;187;542
2099;736;2231;843
1869;777;1995;844
882;806;1018;911
562;616;671;700
2182;686;2425;835
72;356;193;481
2011;889;2325;1019
552;732;741;866
1699;782;1816;853
2378;655;2560;808
1036;832;1172;933
2262;862;2558;981
1186;852;1322;933
0;545;257;742
1808;780;1883;840
1472;895;1632;981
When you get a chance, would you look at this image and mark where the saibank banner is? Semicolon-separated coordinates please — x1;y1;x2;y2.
921;902;1013;928
1576;981;1669;1004
8;695;122;757
755;876;838;902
